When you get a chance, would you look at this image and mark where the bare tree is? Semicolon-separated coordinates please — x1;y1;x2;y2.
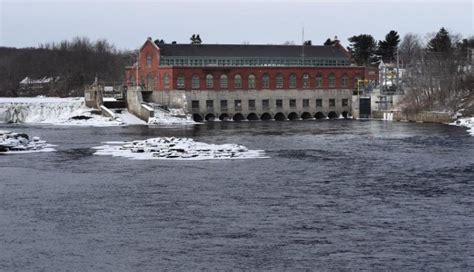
399;33;423;68
400;28;473;114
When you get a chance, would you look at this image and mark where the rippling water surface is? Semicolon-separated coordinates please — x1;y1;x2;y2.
1;120;473;270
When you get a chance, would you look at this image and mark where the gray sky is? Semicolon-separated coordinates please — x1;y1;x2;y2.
1;0;472;50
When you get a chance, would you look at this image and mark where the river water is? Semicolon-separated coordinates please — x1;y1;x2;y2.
1;120;473;270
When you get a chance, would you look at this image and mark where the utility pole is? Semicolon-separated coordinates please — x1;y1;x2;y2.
396;47;400;94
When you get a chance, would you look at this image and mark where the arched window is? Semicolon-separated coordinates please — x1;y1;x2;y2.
302;73;310;88
177;75;185;89
234;74;242;89
163;73;170;90
262;74;270;89
341;74;349;88
248;74;256;89
146;74;155;90
316;74;323;88
220;74;228;89
276;74;283;89
328;73;336;88
192;75;200;89
206;74;214;89
289;74;297;89
146;54;152;67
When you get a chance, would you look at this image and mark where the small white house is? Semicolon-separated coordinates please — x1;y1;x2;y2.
19;76;60;89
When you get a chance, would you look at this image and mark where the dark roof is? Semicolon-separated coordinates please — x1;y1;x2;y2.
158;43;348;59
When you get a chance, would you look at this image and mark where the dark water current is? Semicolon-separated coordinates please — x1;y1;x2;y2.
0;120;473;270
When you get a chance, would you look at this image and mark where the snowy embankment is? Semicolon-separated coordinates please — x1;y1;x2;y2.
0;130;55;154
451;117;474;136
0;97;145;126
93;137;267;160
148;106;195;125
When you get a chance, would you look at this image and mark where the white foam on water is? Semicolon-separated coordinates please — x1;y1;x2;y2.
1;147;56;155
0;97;196;126
0;97;146;126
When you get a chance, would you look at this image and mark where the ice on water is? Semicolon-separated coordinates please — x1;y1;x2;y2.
451;117;474;136
0;130;55;154
0;97;196;126
93;137;268;160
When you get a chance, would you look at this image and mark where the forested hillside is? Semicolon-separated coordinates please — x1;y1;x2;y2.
0;37;135;97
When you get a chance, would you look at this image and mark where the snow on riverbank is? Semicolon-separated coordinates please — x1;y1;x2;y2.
148;115;195;125
0;97;145;126
93;137;268;160
0;130;55;154
451;117;474;136
148;106;196;125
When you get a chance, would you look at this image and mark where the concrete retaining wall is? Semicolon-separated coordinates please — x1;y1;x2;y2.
151;89;353;120
126;87;154;122
100;105;116;119
372;110;454;123
84;85;103;109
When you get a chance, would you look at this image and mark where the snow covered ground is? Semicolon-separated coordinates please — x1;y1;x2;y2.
0;130;55;154
0;97;145;126
451;117;474;136
93;137;268;160
148;106;196;125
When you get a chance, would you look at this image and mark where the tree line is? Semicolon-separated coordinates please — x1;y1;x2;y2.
378;28;472;114
322;28;472;114
1;30;472;115
0;37;135;97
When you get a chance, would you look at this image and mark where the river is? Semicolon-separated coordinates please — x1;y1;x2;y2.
1;120;473;270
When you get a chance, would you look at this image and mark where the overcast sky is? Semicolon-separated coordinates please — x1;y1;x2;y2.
1;0;472;50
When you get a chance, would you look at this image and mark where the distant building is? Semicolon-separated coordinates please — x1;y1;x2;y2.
125;37;378;121
378;61;405;88
19;76;60;90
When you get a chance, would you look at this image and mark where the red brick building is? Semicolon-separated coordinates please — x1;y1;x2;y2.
125;38;378;121
126;38;377;91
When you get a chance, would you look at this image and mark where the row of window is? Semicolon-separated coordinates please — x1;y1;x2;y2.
160;57;351;67
178;73;359;90
133;72;363;90
191;98;349;110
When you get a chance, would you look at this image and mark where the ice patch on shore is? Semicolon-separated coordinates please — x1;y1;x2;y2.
0;97;145;126
148;116;196;125
451;117;474;136
148;106;195;125
93;137;268;160
0;130;56;154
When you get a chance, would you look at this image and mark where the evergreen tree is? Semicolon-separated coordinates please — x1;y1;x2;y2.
190;34;202;44
324;38;336;46
376;30;400;63
427;27;452;53
154;39;165;45
347;34;377;66
303;40;312;46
